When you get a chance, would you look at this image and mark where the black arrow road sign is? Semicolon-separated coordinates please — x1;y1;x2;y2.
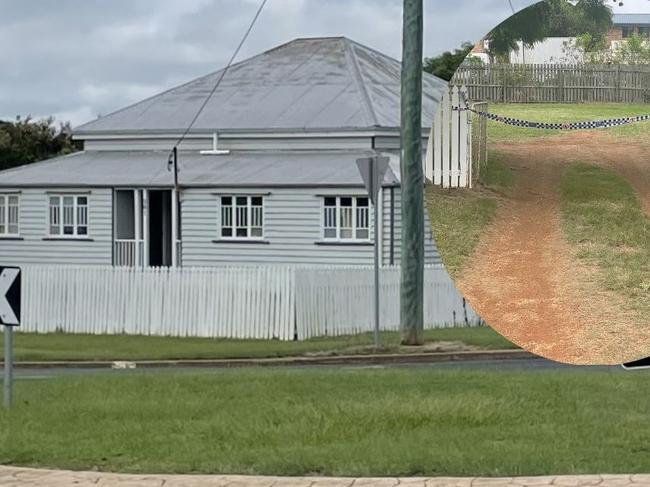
622;357;650;370
0;267;20;326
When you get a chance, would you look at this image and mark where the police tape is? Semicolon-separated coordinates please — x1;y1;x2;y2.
452;105;650;131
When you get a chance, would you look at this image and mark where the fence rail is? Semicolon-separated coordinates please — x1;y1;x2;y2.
452;64;650;104
16;265;481;340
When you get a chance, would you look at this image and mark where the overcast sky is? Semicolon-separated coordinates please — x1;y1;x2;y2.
0;0;644;127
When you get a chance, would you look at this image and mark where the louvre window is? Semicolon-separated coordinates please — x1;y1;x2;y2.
48;195;89;237
220;195;264;240
323;196;370;241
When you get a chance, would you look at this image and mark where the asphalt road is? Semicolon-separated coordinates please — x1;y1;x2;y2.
3;357;640;381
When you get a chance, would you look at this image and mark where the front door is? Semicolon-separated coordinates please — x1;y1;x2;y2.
148;190;172;268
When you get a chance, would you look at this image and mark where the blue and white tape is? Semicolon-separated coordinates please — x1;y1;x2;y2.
453;105;650;131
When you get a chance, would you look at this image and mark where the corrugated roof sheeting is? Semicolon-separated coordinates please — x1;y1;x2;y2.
75;37;447;135
0;150;402;188
613;13;650;25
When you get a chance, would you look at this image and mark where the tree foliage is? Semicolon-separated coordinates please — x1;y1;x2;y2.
0;116;78;171
423;42;478;81
487;0;613;60
613;35;650;65
565;33;650;64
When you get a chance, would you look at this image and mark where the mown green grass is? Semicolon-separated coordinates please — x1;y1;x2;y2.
0;327;517;362
487;103;650;142
1;368;650;476
560;163;650;315
426;154;513;277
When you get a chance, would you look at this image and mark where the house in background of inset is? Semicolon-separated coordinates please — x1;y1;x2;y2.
0;37;447;269
469;12;650;65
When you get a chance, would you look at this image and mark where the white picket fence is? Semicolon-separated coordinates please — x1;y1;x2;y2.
15;265;481;340
294;266;481;339
426;85;488;189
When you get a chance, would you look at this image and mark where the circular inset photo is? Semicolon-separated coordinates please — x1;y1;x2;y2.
426;0;650;365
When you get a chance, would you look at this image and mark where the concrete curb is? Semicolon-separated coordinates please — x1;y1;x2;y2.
1;466;650;487
7;349;534;370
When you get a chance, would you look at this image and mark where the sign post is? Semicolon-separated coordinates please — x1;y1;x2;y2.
1;266;21;409
356;155;390;348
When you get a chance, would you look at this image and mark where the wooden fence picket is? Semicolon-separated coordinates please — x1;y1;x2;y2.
453;63;650;104
430;85;478;189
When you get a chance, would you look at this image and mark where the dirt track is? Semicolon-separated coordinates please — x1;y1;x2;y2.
457;132;650;365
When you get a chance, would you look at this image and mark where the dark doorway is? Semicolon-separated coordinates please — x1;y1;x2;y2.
148;190;172;267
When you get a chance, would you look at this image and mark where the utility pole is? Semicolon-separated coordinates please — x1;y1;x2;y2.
400;0;424;345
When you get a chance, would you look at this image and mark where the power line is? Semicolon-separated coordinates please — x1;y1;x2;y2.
508;0;516;15
171;0;268;154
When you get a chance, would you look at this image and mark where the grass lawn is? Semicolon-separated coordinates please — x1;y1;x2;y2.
487;103;650;143
0;327;517;362
426;155;513;277
1;368;650;476
560;163;650;315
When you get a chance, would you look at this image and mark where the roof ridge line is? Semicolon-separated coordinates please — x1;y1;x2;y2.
343;39;379;127
73;47;275;133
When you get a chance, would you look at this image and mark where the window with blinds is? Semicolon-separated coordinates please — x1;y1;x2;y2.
0;194;19;236
323;196;370;241
48;195;89;237
220;195;264;240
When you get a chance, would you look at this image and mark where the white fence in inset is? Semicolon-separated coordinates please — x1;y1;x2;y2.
16;265;481;340
426;85;488;189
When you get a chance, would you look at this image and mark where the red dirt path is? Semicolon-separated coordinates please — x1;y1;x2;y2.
457;132;650;365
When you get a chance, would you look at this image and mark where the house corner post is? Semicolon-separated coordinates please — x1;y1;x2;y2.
400;0;424;345
134;189;141;269
171;188;178;268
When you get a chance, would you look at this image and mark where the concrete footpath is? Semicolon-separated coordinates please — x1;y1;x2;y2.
2;467;650;487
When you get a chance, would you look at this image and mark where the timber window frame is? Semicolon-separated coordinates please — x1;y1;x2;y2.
322;196;370;242
0;194;20;237
218;195;265;241
48;194;89;238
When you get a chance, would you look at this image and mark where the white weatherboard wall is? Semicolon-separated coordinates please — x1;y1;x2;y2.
181;187;441;267
18;265;481;340
0;188;112;265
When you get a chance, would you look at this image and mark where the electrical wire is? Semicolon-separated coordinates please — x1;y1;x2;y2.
508;0;516;15
170;0;268;154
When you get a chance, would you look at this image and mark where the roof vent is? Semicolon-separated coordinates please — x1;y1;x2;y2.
200;133;230;155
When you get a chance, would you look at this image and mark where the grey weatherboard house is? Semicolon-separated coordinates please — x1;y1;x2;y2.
0;37;447;269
